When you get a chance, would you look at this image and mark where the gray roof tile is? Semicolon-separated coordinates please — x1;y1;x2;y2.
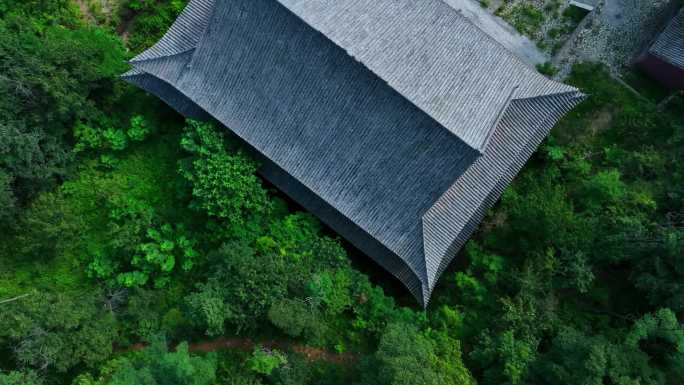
650;7;684;70
124;0;583;305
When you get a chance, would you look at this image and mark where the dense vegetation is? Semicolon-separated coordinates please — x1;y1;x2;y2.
1;1;683;384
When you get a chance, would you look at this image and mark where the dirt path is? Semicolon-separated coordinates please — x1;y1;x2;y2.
127;336;356;365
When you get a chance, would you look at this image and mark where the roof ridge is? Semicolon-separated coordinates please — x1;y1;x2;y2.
272;0;481;153
274;0;574;151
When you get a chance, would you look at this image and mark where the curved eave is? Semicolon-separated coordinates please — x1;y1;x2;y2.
421;90;586;304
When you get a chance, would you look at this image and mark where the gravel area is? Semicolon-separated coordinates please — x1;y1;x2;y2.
553;0;677;77
483;0;588;56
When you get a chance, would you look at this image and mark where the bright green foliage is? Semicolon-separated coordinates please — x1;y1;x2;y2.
74;115;156;153
472;330;537;385
119;223;199;288
495;170;591;255
428;331;477;385
467;251;560;385
128;115;154;141
470;320;538;385
0;290;117;373
103;340;216;385
626;309;684;363
307;269;354;315
256;213;322;260
185;205;401;339
247;347;287;376
104;128;129;151
456;242;505;306
12;141;191;292
0;1;81;27
457;62;684;385
125;0;188;53
179;120;271;231
349;278;425;338
359;322;475;385
0;13;125;127
576;169;627;211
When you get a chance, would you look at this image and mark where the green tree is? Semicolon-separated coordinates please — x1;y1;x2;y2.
0;290;117;372
268;298;326;341
528;309;684;385
0;12;126;203
0;370;42;385
247;347;287;377
185;241;289;334
360;322;475;385
86;339;217;385
179;120;271;235
624;226;684;313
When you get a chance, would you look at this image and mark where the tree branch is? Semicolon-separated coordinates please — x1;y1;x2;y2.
0;293;30;305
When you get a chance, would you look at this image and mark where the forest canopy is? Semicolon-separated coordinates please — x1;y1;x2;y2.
1;1;683;385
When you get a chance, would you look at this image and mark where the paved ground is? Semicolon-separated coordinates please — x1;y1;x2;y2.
444;0;549;66
554;0;677;76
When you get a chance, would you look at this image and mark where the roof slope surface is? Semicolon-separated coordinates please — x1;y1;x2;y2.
650;6;684;69
124;0;583;306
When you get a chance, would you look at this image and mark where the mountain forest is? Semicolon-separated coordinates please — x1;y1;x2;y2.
1;1;683;384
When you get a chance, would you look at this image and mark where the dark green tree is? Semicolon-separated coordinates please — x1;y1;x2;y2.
0;290;117;372
0;12;126;204
0;370;42;385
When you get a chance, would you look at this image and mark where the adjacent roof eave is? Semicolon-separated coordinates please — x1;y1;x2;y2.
649;7;684;70
129;0;216;63
421;90;585;302
122;0;585;307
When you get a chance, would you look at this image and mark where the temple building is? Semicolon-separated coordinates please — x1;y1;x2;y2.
638;6;684;90
123;0;584;306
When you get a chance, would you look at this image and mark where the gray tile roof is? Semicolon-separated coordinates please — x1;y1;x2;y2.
275;0;575;151
443;0;548;66
123;0;583;306
650;6;684;70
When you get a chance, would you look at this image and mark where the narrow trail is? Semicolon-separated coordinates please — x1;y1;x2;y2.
127;337;356;365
